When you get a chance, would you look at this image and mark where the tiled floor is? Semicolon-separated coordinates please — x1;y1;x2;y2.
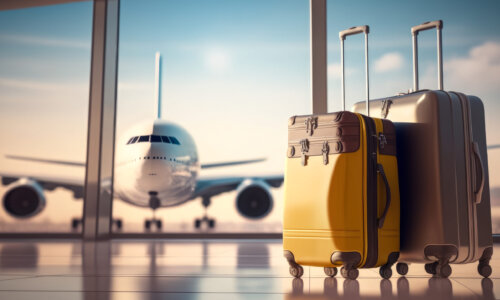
0;239;498;299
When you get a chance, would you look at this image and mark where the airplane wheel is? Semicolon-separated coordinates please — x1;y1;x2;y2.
195;219;201;228
208;219;215;228
156;220;162;229
115;219;123;229
71;219;80;229
145;220;151;230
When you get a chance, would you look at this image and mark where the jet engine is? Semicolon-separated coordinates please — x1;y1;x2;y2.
2;179;46;218
235;179;273;219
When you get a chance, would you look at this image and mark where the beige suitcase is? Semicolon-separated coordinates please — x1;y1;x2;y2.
352;20;493;278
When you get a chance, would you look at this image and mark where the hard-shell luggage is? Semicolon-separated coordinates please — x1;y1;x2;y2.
352;20;493;278
283;26;401;280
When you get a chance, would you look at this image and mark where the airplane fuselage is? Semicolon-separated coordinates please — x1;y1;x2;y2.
113;120;199;208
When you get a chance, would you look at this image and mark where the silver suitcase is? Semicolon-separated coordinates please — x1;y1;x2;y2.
352;20;493;278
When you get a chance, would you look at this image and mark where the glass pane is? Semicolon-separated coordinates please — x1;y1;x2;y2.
326;2;500;232
113;0;309;234
0;2;93;233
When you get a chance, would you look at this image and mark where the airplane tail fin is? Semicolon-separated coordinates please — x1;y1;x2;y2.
154;52;162;119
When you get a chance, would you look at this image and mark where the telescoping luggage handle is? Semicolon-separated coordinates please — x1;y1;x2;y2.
339;25;370;115
411;20;443;91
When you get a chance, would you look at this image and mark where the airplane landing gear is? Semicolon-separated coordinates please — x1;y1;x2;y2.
71;218;123;230
194;216;215;229
145;219;162;230
145;192;162;231
194;196;216;229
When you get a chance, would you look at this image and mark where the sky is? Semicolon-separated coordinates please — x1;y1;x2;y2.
0;0;500;231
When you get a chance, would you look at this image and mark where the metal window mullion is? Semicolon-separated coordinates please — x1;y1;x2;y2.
310;0;327;114
83;0;120;240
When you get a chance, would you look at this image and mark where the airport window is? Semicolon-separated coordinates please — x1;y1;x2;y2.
151;135;162;143
170;136;180;145
161;136;171;143
139;135;150;142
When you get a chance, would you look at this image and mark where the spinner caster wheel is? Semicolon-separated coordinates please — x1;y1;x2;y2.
340;267;359;280
435;263;452;278
396;262;409;276
144;220;151;230
194;219;201;228
379;265;393;279
289;265;304;278
478;263;492;278
425;262;438;275
324;267;337;277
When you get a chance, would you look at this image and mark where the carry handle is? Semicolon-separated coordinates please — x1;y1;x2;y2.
339;25;370;115
411;20;443;91
472;142;485;204
377;163;391;229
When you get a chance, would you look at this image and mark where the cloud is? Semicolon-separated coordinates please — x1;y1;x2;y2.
327;63;341;79
0;33;90;50
374;52;404;72
445;41;500;94
327;63;356;79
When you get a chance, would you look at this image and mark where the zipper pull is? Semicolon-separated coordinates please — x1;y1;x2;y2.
322;141;329;165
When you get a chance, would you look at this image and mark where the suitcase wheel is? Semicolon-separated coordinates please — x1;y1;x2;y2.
435;263;452;278
289;265;304;278
379;265;393;279
478;263;492;278
324;267;337;277
396;262;409;276
424;262;438;275
340;267;359;280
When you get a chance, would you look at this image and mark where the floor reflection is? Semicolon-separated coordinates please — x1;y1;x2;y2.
288;276;495;299
0;240;497;299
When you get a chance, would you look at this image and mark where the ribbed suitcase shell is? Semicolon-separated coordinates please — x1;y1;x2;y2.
352;90;493;275
283;111;400;279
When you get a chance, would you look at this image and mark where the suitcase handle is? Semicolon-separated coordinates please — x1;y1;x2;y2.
377;163;391;229
472;142;485;204
339;25;370;115
411;20;443;91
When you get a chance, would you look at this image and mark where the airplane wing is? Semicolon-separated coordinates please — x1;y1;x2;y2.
200;158;266;169
190;175;283;200
5;154;85;167
0;170;85;199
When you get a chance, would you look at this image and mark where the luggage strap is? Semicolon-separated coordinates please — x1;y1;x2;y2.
377;163;391;229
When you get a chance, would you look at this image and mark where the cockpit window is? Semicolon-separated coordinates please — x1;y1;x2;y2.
138;135;150;142
169;136;180;145
151;135;162;143
127;135;180;145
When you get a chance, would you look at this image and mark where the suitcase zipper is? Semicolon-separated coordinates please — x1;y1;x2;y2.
361;115;378;268
455;92;477;263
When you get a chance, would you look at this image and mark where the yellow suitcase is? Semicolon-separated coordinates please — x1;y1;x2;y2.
283;25;400;280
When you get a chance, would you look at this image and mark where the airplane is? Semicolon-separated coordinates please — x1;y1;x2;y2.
0;52;283;230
